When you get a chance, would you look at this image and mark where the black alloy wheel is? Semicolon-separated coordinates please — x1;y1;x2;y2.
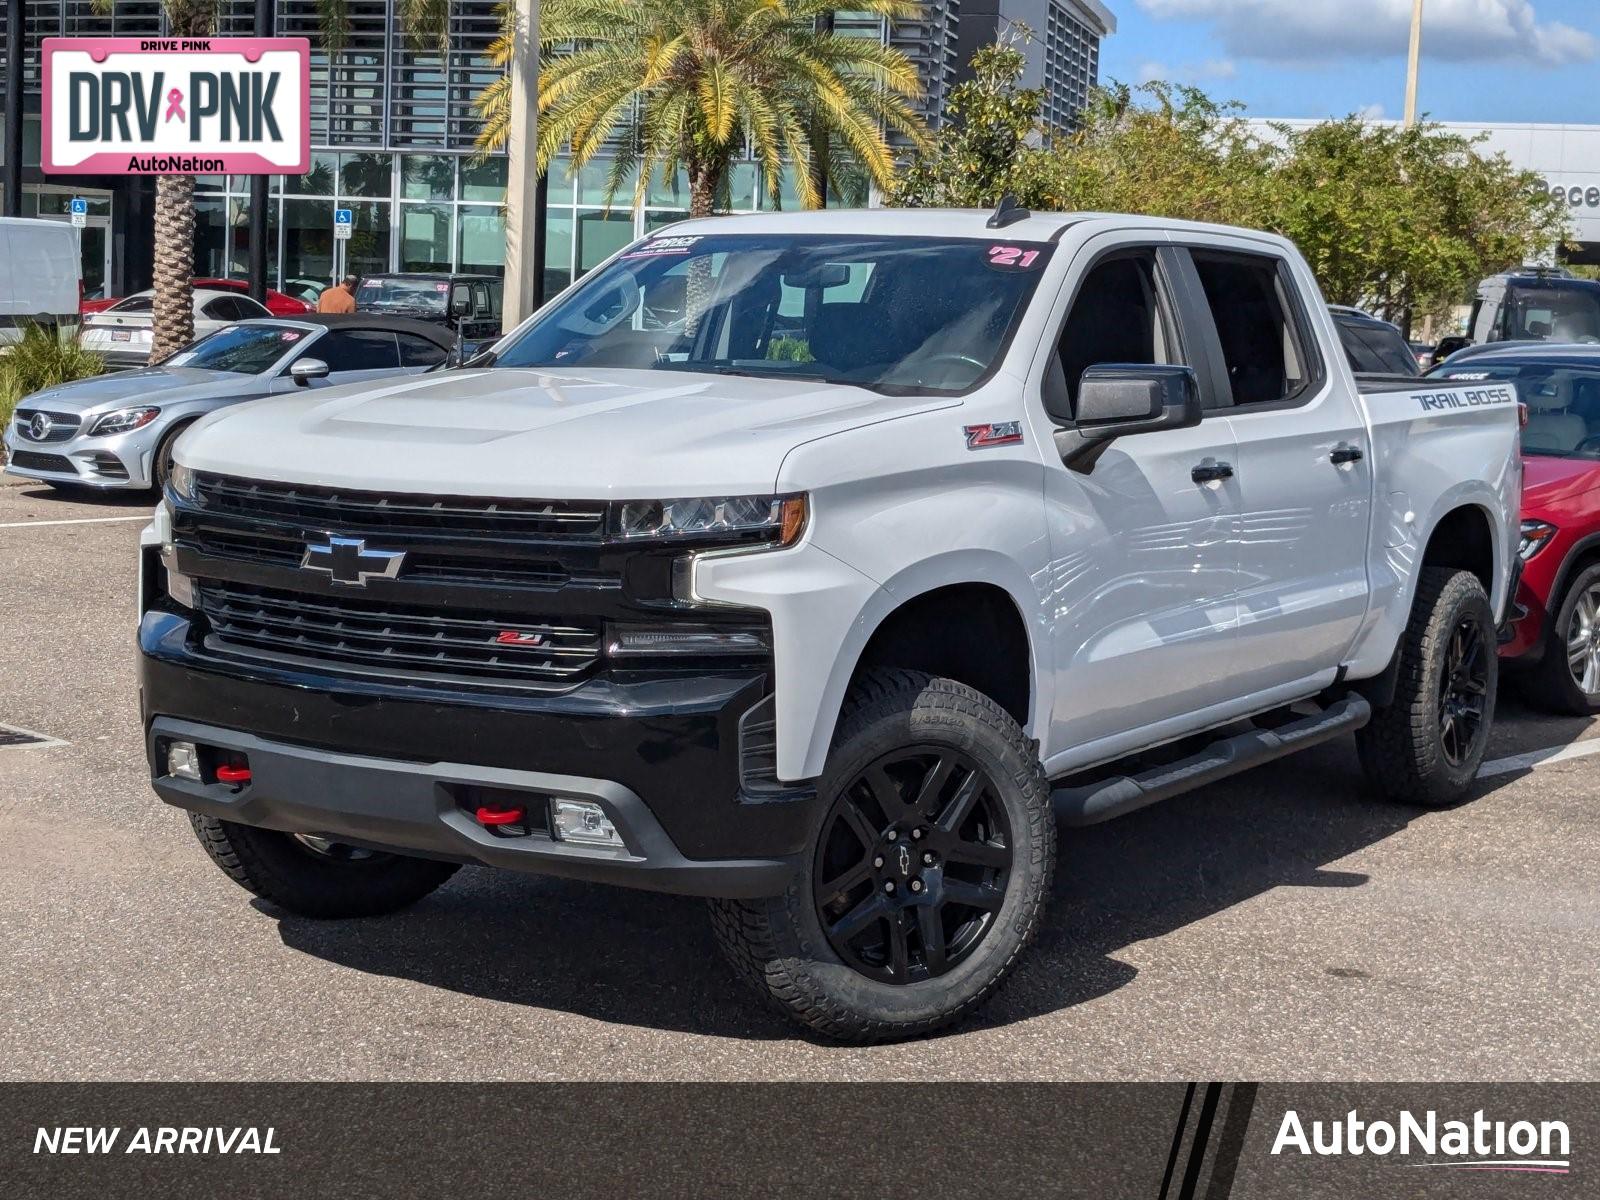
813;747;1012;985
1437;613;1490;768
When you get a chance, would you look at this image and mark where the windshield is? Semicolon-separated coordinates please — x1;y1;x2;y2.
165;323;309;374
491;233;1054;394
1434;361;1600;458
357;277;448;314
1504;284;1600;343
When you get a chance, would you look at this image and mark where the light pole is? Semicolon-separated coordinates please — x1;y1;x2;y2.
502;0;541;329
1403;0;1424;127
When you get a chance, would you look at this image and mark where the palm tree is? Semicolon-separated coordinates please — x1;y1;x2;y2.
472;0;930;217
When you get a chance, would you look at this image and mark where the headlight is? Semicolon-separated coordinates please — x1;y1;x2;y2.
167;459;196;502
1519;519;1556;561
87;406;161;436
615;494;807;545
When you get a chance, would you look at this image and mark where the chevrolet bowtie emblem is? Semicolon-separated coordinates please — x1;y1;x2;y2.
300;536;406;586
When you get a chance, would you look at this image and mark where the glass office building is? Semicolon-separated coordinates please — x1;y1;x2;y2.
0;0;1113;302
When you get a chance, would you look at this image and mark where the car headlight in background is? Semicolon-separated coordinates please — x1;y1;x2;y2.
87;406;161;437
1519;519;1556;561
616;494;807;545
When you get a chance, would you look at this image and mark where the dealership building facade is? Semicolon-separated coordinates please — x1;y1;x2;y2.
0;0;1115;307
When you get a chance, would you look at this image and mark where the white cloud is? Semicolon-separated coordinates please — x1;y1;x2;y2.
1137;57;1239;83
1137;0;1597;66
1356;102;1387;120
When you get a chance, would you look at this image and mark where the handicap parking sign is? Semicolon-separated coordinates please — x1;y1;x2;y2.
69;197;87;228
334;208;353;240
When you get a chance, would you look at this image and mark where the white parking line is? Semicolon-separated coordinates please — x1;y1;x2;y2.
0;723;69;750
1478;737;1600;779
0;514;150;529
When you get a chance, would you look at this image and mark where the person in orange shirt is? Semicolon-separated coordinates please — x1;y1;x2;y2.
317;275;359;313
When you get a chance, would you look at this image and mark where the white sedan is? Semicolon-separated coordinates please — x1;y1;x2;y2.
82;287;273;369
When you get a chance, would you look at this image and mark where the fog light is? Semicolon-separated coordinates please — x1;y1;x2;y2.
549;799;624;849
167;741;201;781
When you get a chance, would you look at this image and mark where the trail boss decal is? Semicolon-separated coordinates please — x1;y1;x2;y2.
965;421;1024;449
42;37;310;175
1416;384;1515;411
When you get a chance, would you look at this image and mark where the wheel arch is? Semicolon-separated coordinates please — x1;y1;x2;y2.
797;551;1046;781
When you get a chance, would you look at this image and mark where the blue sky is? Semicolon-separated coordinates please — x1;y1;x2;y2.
1097;0;1600;124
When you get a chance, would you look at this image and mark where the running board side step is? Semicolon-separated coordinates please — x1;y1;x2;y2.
1051;693;1372;827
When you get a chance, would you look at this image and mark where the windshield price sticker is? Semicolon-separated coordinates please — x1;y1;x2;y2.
278;330;301;341
986;244;1046;271
624;235;703;260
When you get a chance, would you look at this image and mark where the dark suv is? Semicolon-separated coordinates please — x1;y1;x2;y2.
1435;269;1600;362
354;273;504;349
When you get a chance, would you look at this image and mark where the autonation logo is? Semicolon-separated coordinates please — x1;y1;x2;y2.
1272;1109;1571;1174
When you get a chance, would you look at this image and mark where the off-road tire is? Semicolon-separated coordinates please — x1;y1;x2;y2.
709;670;1055;1043
189;813;459;918
1356;567;1496;807
1527;562;1600;715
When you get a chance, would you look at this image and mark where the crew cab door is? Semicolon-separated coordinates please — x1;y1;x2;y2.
1033;240;1244;764
1179;244;1373;694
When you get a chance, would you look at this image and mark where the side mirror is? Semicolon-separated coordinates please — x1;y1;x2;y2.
1054;364;1203;472
448;283;472;320
1432;335;1471;362
289;357;330;385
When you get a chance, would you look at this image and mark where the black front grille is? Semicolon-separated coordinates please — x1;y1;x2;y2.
7;450;75;474
14;410;82;444
192;473;608;539
196;582;603;685
181;525;582;591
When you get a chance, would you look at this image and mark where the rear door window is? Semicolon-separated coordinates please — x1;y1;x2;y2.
1189;251;1321;406
317;330;401;371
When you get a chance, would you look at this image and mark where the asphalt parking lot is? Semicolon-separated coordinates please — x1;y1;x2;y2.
3;478;1599;1082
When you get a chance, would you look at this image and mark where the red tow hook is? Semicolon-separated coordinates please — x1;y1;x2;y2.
475;804;527;827
215;763;252;784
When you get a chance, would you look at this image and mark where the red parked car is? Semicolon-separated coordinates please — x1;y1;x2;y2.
1432;344;1600;712
81;277;311;317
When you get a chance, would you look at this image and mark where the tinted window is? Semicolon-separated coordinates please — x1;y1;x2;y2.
1435;361;1600;459
1056;252;1174;408
235;295;272;319
493;234;1053;395
1504;285;1600;343
398;333;448;367
317;330;400;371
1336;318;1418;376
200;297;241;320
1191;251;1316;406
109;295;153;313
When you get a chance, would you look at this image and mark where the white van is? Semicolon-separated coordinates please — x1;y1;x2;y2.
0;217;81;347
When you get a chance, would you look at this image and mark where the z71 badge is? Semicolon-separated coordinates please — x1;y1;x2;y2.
964;422;1024;449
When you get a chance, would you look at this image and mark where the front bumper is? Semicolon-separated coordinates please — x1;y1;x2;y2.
140;608;821;898
3;421;159;489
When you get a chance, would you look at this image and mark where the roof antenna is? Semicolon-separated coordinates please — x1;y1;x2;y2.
987;194;1030;229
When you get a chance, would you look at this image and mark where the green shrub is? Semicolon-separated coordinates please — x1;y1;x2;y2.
767;335;815;363
0;323;105;435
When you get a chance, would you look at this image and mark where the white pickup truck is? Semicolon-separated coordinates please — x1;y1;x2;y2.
138;207;1521;1042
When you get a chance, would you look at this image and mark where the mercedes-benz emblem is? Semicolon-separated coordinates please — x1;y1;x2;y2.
28;412;51;441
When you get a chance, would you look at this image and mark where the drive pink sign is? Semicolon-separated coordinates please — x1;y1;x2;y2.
41;37;310;176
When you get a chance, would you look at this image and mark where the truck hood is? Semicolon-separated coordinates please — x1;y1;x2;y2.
178;367;956;497
1521;453;1600;510
25;367;251;416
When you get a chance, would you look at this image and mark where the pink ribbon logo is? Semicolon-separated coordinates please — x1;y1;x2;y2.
164;88;185;123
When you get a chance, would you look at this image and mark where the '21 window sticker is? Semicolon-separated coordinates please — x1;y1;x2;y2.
986;244;1047;271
